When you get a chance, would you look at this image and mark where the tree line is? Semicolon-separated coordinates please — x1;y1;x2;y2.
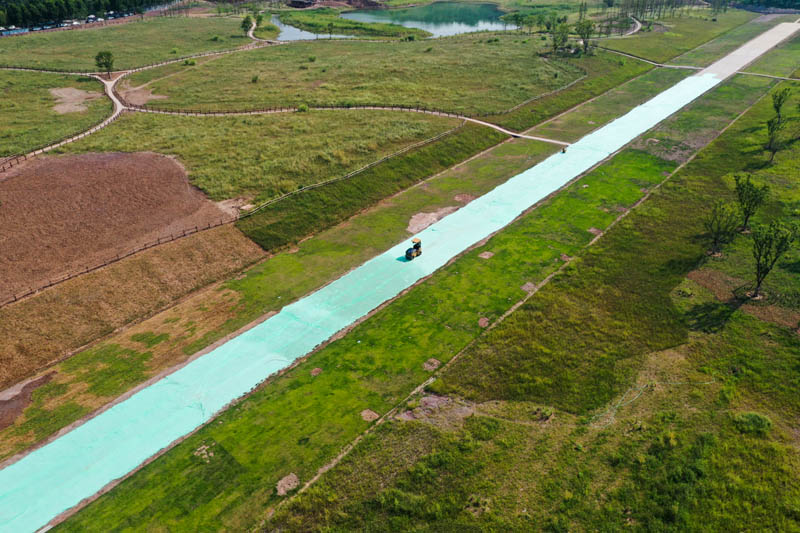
0;0;163;28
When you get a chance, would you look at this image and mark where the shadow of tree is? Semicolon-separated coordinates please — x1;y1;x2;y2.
684;300;743;333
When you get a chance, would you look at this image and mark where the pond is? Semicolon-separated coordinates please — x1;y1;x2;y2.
271;15;354;41
340;2;509;38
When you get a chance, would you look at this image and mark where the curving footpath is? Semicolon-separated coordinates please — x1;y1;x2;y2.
0;21;797;533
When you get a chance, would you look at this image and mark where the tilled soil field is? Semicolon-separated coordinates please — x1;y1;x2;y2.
0;152;228;297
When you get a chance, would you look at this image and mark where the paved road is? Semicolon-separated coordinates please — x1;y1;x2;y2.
0;21;797;533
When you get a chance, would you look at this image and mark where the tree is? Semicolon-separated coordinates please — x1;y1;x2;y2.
255;13;263;27
550;23;569;54
327;21;334;39
764;115;785;163
535;13;547;32
771;87;791;120
750;221;797;298
733;173;769;232
94;50;113;79
575;19;594;53
703;201;739;254
241;14;253;35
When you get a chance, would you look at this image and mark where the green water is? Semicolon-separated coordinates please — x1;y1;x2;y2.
341;2;508;37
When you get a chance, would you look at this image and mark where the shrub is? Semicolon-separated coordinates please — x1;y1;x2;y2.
183;59;196;66
211;35;221;41
297;103;309;112
251;74;259;83
170;47;178;54
308;56;316;62
733;412;772;436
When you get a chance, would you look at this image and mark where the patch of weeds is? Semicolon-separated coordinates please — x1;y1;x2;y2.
61;344;152;397
130;332;169;348
733;412;772;436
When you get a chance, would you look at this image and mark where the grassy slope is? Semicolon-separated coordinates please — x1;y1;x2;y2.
0;71;111;156
484;50;652;131
0;124;514;462
278;8;430;38
268;85;800;533
0;16;247;71
669;13;797;67
251;21;279;40
529;67;691;142
56;110;459;202
603;10;756;63
743;32;800;78
123;34;583;114
54;73;779;533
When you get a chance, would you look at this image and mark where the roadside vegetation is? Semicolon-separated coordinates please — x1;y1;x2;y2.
0;70;111;155
743;32;800;78
603;10;756;63
51;73;787;532
267;83;800;533
484;50;651;130
670;14;796;68
56;110;459;202
0;16;247;71
278;8;430;39
122;34;583;114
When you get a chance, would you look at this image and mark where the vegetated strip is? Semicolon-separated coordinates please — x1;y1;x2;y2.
0;121;467;308
236;123;507;249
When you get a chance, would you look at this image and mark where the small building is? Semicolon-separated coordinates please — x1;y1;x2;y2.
287;0;315;7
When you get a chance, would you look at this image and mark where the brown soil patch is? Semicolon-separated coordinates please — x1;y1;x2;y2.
478;317;490;328
478;251;494;259
0;152;228;298
423;358;441;371
276;473;299;496
0;372;54;430
588;227;603;236
454;193;476;203
407;206;459;233
361;409;379;421
0;224;264;391
310;367;323;377
121;87;168;106
688;269;800;329
49;87;102;114
217;197;254;218
397;395;474;429
560;253;572;262
521;282;536;293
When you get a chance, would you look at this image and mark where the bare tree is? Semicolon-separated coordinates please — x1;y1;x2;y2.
704;201;739;255
733;173;769;232
751;221;797;298
764;116;785;164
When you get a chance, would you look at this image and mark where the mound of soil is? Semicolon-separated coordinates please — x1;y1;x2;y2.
0;152;227;297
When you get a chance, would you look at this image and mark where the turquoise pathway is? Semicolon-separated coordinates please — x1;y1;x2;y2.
1;22;797;532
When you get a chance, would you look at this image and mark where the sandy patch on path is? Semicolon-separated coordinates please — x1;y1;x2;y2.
122;87;168;106
50;87;102;114
407;206;459;234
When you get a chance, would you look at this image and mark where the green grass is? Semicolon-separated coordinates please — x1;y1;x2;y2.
529;67;691;142
55;110;458;202
123;33;583;115
0;71;111;156
603;10;756;63
484;50;652;131
743;32;800;78
0;17;249;71
279;8;430;38
236;122;505;249
57;145;674;530
267;86;800;533
252;21;280;40
669;14;797;68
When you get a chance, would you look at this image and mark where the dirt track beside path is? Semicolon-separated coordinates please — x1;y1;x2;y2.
0;152;226;297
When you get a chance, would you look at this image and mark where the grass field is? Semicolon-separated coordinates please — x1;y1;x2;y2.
603;10;756;63
484;50;652;131
266;85;800;533
251;20;279;40
51;68;781;532
669;14;797;68
529;67;691;142
122;34;583;114
0;16;248;71
278;8;430;38
56;110;459;202
0;71;111;156
743;32;800;78
0;123;514;462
